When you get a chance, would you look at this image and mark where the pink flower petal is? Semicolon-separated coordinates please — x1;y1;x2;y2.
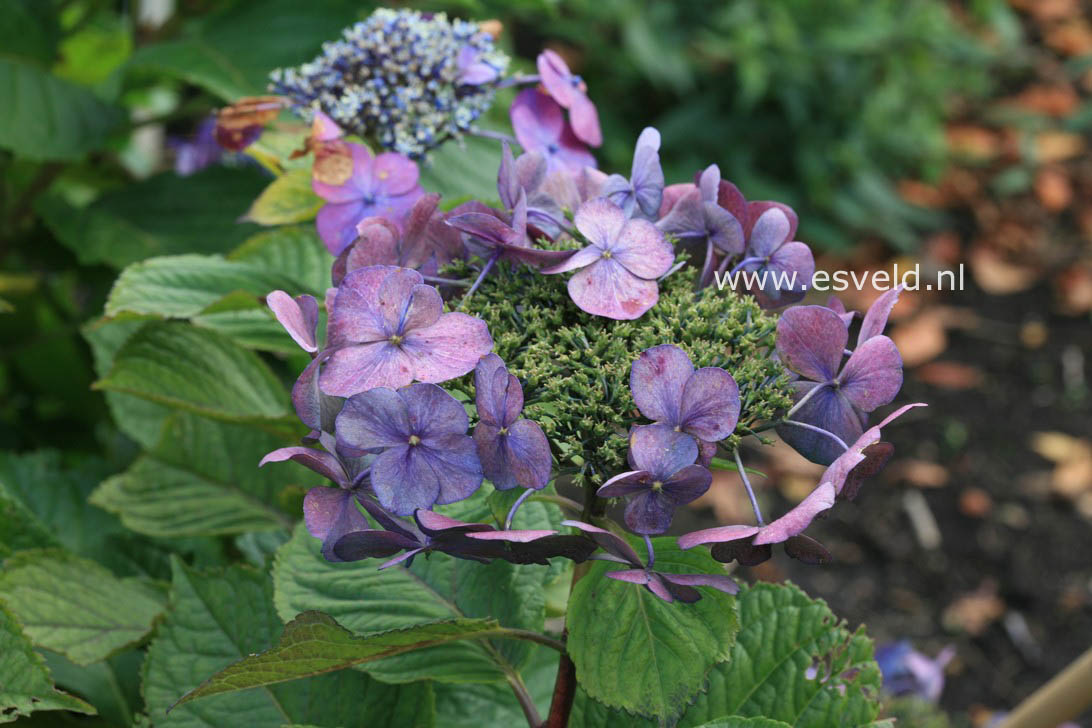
775;305;849;382
372;152;420;196
753;481;837;546
319;342;416;397
611;218;673;279
566;259;660;320
839;335;903;412
402;312;494;383
316;201;366;255
266;291;318;352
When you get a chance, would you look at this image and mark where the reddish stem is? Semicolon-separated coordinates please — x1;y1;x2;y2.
544;644;577;728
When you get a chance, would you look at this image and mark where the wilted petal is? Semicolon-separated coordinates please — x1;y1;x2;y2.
317;200;366;255
335;387;411;450
841;442;894;501
566;259;659;320
292;350;338;431
267;291;318;352
474;418;552;490
710;540;771;566
677;524;761;550
401;312;494;383
303;487;370;562
679;367;740;441
784;534;832;564
539;245;603;275
260;446;347;486
630;344;694;424
414;508;492;536
628;424;699;479
561;519;644;567
663;572;739;596
839;335;903;412
858;285;903;344
446;211;520;247
331;530;420;562
338;217;402;277
320;343;416;398
753;481;837;546
775;305;848;382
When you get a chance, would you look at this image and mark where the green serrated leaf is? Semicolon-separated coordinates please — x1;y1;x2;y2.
105;255;299;319
192;291;299;353
0;56;123;160
228;225;332;297
690;719;793;728
0;494;59;557
244;169;323;225
93;322;291;423
0;550;164;666
273;522;546;683
176;612;503;707
144;559;433;728
37;167;267;269
0;601;96;723
91;413;299;537
566;539;741;722
419;133;503;203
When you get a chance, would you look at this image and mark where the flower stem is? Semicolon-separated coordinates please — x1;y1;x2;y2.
785;382;828;419
504;669;542;728
728;255;766;276
781;419;850;451
421;275;472;287
470;127;519;146
497;74;541;89
735;448;765;526
505;488;535;530
643;534;655;569
462;250;501;303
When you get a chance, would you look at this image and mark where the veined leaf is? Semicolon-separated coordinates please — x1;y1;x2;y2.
105;255;299;319
228;225;332;297
565;538;740;722
0;601;95;723
690;719;793;728
91;413;301;537
0;550;165;666
143;559;433;728
93;322;292;423
176;613;503;707
244;169;323;225
273;522;547;683
420;133;503;204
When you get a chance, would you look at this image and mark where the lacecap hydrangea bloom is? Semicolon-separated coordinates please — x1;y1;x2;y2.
270;8;509;157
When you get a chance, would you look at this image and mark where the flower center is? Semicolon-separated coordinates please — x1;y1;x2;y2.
601;249;613;260
498;427;509;435
651;481;664;492
547;142;560;154
389;334;404;345
408;435;421;446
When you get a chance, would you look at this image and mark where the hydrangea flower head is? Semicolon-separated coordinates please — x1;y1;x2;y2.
270;8;509;157
510;88;596;175
321;265;493;397
597;425;712;534
541;198;673;320
335;383;483;515
312;143;424;254
536;49;602;147
473;354;552;490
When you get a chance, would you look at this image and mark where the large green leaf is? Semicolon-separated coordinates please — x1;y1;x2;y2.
0;0;59;64
244;169;323;225
671;583;883;727
41;649;144;728
91;413;301;537
176;612;505;707
691;720;793;728
0;550;165;666
127;0;361;99
566;538;740;722
82;318;174;449
228;225;332;297
37;167;267;269
273;522;546;683
569;582;883;728
0;57;123;160
0;493;59;557
0;601;95;723
93;322;291;423
143;559;433;728
105;255;299;319
419;133;503;204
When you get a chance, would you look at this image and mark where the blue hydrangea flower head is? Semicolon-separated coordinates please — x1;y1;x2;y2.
269;8;509;158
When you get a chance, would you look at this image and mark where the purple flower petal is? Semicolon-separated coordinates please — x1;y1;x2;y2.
775;305;849;382
596;471;652;498
371;434;482;515
746;200;798;241
574;197;626;248
746;208;792;258
656;188;706;238
611;219;673;279
511;88;563;151
752;481;837;546
474;418;552;490
623;490;678;534
267;291;318;352
320;343;416;398
402;382;470;439
539;245;603;275
260;446;348;486
336;387;412;450
536;50;579;107
662;464;713;504
628;424;699;479
337;217;402;278
630;344;694;424
748;241;814;309
414;508;492;536
373;152;420;196
303;486;371;562
679;367;740;441
561;520;644;567
313;144;374;203
776;381;866;466
839;335;903;412
705;202;745;256
631;127;664;217
569;93;602;147
292;350;335;431
858;285;903;344
326;266;407;346
446;211;521;247
316;200;366;255
566;259;661;320
331;530;421;562
401;312;494;383
662;572;739;596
